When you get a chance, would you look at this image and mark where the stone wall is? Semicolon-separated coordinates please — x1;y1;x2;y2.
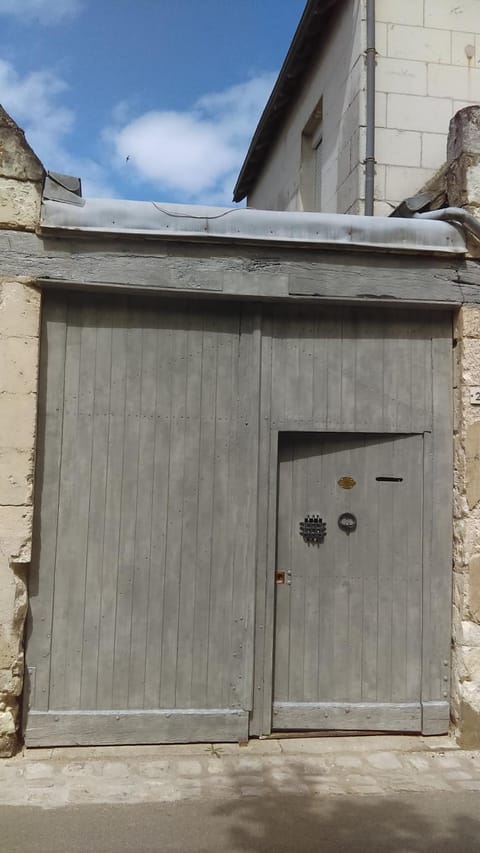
373;0;480;215
248;0;364;214
0;107;43;755
450;107;480;747
453;307;480;747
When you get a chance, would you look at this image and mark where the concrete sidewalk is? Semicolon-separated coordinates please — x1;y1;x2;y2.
1;734;480;808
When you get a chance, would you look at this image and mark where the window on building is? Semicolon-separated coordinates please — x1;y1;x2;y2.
301;98;323;212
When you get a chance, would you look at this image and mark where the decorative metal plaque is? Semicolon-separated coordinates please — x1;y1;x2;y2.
338;512;357;534
299;515;327;544
338;476;356;490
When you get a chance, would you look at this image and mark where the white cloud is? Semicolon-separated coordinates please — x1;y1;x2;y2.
0;59;114;197
0;59;73;157
0;60;276;204
0;0;80;24
110;73;277;204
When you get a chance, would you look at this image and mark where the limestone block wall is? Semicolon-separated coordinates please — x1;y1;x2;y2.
0;107;43;755
248;0;480;217
248;0;364;214
373;0;480;215
453;308;480;747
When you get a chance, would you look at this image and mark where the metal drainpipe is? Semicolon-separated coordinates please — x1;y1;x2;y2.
364;0;376;216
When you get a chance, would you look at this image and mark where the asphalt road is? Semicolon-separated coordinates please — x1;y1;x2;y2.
3;792;480;853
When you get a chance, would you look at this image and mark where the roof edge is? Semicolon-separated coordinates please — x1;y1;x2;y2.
232;0;339;203
39;196;467;256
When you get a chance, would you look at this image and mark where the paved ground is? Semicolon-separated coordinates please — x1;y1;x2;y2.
3;793;480;852
2;735;480;851
2;735;480;807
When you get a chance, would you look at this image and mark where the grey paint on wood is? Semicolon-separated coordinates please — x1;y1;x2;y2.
26;293;259;745
1;229;480;306
25;709;248;747
272;703;422;731
421;319;453;734
27;299;67;711
273;433;424;730
268;306;433;432
422;702;451;735
26;293;453;744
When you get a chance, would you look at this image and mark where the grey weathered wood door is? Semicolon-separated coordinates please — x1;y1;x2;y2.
273;432;425;732
24;292;259;746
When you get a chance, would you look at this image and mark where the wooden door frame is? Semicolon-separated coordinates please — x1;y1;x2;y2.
250;410;453;737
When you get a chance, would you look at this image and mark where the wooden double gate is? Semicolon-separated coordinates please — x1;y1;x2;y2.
24;292;452;745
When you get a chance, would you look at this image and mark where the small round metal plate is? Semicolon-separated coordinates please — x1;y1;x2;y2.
337;476;356;490
338;512;357;534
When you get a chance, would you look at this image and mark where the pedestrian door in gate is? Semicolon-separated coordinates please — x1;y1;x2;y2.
273;432;425;732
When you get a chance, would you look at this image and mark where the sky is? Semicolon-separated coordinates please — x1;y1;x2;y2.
0;0;306;204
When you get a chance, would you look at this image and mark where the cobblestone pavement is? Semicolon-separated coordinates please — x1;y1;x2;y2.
1;735;480;809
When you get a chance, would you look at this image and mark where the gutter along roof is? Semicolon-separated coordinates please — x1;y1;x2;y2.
232;0;339;203
40;195;467;256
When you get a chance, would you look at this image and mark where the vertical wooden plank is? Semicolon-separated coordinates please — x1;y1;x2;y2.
325;311;343;430
315;436;338;702
80;303;112;709
287;438;308;702
270;307;287;426
190;311;217;708
229;308;260;712
361;439;380;702
382;318;399;431
303;437;321;702
250;309;274;736
95;298;128;709
312;308;328;428
340;310;356;429
127;310;158;708
207;311;236;708
391;314;414;431
301;309;316;423
49;299;93;710
406;434;424;699
144;306;173;708
27;295;67;712
390;438;409;703
353;311;384;431
283;308;301;424
159;306;187;708
112;303;142;709
423;316;453;729
409;330;429;431
273;437;294;703
388;436;418;702
175;311;203;707
344;440;364;703
375;448;395;703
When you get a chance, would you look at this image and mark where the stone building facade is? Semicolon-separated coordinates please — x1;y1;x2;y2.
1;105;480;753
234;0;480;215
449;109;480;747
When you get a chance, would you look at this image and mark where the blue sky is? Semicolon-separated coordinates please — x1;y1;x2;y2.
0;0;305;203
